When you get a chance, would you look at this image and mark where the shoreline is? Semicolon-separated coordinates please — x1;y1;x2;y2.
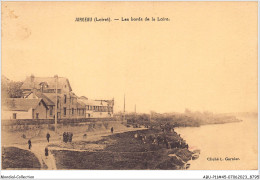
49;128;194;170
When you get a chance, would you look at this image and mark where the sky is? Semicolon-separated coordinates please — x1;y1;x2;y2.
2;2;258;113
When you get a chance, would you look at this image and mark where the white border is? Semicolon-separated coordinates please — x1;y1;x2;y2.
0;0;259;179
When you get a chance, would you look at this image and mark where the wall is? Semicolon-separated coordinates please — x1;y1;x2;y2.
76;108;86;118
59;93;78;119
47;106;55;119
33;102;48;119
92;111;112;118
2;109;32;120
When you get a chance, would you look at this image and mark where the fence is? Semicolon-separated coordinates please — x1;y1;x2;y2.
2;118;116;126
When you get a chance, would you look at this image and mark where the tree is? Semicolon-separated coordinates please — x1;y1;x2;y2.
1;77;23;98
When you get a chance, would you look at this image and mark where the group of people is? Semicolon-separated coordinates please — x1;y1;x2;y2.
63;132;73;143
134;132;189;149
27;132;51;150
27;132;51;158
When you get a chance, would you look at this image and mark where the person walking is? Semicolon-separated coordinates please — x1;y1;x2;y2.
28;139;32;150
45;147;49;158
111;127;114;133
63;132;66;142
46;132;50;143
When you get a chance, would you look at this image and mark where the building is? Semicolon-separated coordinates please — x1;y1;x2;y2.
19;74;114;119
24;91;55;119
21;75;79;119
2;98;48;120
76;100;86;118
78;97;114;118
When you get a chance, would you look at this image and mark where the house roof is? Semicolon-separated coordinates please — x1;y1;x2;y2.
43;93;61;103
2;98;48;111
26;91;55;106
76;100;86;108
21;76;72;91
80;96;88;100
79;98;108;106
69;92;78;98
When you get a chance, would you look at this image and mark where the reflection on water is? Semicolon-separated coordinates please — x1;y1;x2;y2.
175;116;258;170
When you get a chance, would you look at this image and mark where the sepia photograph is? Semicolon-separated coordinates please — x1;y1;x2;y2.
1;1;258;176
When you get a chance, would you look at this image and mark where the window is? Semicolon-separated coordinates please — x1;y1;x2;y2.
72;108;74;115
50;106;53;116
64;95;67;104
13;113;17;119
47;89;54;93
36;113;39;119
64;108;66;116
40;84;44;92
32;109;35;119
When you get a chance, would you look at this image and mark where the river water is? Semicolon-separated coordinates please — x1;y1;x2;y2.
175;116;258;170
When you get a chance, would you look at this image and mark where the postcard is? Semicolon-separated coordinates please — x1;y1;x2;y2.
1;1;258;179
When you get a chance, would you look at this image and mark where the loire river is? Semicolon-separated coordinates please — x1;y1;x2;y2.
175;116;258;170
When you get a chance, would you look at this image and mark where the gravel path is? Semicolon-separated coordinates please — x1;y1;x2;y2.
3;127;146;170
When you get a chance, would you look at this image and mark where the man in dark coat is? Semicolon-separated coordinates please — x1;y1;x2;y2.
111;127;114;133
68;132;73;142
65;132;69;143
63;132;66;142
45;147;49;158
28;139;32;150
46;132;50;143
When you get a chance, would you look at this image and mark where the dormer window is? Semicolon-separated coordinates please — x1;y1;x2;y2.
39;82;48;92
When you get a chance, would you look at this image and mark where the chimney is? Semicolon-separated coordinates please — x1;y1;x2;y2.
30;74;35;89
31;74;35;83
54;75;58;79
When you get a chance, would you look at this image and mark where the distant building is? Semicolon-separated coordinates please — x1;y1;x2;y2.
76;102;85;118
2;98;48;120
78;97;114;118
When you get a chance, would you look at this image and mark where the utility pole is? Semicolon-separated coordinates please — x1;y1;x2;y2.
134;104;137;124
123;94;126;121
55;75;58;133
